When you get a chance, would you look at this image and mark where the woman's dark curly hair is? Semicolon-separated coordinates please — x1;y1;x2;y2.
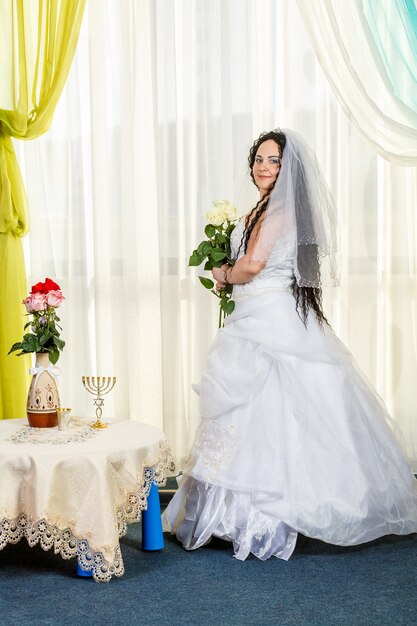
238;129;329;327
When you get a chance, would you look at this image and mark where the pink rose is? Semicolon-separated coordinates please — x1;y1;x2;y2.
46;290;64;308
22;297;33;312
23;293;47;313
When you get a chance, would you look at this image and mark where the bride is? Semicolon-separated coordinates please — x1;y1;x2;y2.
163;128;417;560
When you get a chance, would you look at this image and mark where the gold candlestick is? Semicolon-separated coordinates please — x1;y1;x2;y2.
82;376;116;429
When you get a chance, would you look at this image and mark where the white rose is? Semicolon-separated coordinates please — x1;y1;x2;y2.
206;208;226;226
212;200;229;212
223;203;238;221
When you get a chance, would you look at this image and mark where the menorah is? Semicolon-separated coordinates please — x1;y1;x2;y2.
82;376;116;429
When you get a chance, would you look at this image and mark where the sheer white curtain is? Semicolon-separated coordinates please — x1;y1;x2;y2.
15;0;417;468
297;0;417;163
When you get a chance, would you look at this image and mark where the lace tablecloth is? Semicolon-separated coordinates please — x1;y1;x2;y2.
0;418;175;582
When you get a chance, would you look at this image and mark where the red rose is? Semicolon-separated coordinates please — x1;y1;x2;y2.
31;277;61;294
44;278;60;292
31;281;46;294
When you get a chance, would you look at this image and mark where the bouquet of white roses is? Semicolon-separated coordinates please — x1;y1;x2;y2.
189;200;239;327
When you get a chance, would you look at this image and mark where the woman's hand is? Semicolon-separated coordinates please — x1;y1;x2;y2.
212;265;227;283
212;265;228;292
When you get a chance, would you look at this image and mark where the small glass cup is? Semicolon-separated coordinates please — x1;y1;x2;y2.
56;408;72;431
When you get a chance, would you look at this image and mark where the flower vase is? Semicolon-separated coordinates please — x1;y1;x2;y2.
27;352;61;428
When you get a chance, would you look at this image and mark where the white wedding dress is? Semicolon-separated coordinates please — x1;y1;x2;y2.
164;219;417;560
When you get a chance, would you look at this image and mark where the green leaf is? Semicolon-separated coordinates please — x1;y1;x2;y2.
198;276;215;290
48;348;60;365
189;252;204;266
215;234;227;244
204;260;213;271
195;241;210;256
204;224;216;238
39;333;50;346
22;334;38;351
54;337;65;350
9;350;28;357
221;299;235;315
210;250;227;262
8;342;23;354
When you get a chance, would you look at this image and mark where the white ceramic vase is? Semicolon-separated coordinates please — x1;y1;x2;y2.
27;352;61;428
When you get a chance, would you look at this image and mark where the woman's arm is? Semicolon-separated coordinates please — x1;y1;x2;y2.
212;210;268;287
212;255;265;286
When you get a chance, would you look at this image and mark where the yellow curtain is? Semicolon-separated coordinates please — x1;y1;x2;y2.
0;0;86;418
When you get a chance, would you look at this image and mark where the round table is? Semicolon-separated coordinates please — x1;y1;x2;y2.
0;418;175;581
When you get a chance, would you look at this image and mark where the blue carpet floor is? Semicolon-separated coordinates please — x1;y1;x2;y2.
1;525;416;626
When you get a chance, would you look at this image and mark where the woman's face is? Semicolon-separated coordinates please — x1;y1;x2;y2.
252;139;282;196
